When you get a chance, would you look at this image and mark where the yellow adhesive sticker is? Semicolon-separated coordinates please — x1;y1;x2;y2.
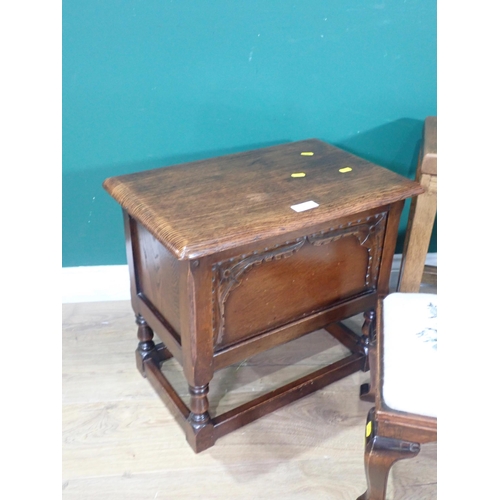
365;421;372;438
291;172;306;178
300;152;314;156
339;167;353;173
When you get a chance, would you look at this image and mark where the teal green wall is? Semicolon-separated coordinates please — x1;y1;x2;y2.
63;0;436;267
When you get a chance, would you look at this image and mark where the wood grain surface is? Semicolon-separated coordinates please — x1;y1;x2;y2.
62;270;436;499
103;139;423;259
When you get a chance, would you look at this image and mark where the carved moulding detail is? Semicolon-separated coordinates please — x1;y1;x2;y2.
307;212;387;287
212;212;387;347
213;239;306;346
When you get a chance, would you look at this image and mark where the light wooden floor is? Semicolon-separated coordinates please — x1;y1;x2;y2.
62;275;437;499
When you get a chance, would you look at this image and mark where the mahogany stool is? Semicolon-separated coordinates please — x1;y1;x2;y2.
357;293;437;500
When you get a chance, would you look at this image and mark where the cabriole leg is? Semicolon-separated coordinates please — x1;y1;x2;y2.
357;409;420;500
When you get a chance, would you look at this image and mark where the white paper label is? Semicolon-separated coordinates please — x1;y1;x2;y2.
290;200;319;212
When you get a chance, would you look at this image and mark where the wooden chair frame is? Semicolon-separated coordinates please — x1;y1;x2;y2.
398;116;437;292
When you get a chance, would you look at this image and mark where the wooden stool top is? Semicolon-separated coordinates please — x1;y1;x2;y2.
103;139;423;260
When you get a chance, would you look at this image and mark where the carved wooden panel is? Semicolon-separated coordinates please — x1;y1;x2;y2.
212;212;387;350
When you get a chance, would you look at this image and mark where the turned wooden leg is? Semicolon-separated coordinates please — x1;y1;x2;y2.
188;384;210;427
357;409;420;500
135;314;172;376
135;315;155;376
185;383;214;453
361;309;375;369
360;309;376;402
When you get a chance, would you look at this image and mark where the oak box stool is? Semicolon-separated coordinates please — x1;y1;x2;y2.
103;139;423;452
